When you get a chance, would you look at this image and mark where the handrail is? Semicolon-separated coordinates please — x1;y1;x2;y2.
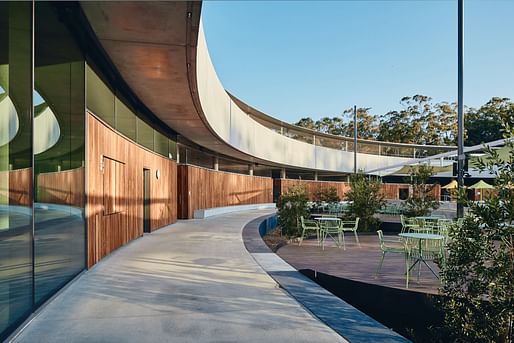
229;92;456;158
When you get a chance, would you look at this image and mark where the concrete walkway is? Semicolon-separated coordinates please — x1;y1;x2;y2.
12;210;344;343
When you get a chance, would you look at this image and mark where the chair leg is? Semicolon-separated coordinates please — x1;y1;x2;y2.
405;254;411;289
376;252;385;277
417;259;422;282
354;230;360;247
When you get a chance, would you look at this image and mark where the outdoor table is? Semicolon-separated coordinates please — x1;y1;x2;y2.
398;232;444;278
313;217;341;229
314;217;342;249
313;217;340;221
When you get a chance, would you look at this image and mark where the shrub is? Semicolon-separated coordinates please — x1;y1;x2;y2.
277;185;309;237
314;186;340;204
439;118;513;342
345;172;385;232
403;164;440;217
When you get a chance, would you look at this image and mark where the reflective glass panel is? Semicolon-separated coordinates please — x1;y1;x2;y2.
34;2;85;306
0;2;33;339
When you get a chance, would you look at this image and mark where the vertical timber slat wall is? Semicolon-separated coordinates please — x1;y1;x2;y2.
86;113;177;268
177;164;273;219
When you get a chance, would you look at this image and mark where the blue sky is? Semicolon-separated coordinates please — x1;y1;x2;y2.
202;0;514;123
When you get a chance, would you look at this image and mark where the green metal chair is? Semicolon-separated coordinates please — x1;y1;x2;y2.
319;217;342;250
376;230;407;277
340;217;360;249
299;216;321;246
400;215;420;234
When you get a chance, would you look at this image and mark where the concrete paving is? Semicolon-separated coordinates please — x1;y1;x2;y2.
12;210;345;343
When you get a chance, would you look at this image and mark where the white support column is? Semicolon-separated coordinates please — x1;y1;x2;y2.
213;156;219;171
314;171;318;181
280;168;286;179
248;164;254;176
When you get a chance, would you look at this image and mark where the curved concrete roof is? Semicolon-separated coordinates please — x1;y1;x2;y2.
81;1;433;173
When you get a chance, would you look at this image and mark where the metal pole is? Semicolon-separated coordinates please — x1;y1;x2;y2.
353;105;357;174
457;0;465;218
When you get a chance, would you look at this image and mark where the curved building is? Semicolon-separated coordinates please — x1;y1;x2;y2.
0;1;455;339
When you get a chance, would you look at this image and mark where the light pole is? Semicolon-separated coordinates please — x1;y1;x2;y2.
457;0;465;218
353;105;357;174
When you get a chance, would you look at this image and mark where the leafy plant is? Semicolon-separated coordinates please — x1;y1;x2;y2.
277;185;309;237
439;118;514;343
345;172;385;232
314;186;340;204
403;164;440;217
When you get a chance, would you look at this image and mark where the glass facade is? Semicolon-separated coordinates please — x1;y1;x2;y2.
0;2;33;338
86;66;176;160
0;2;87;339
33;2;86;306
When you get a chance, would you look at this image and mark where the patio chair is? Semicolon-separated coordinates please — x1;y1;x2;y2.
400;215;420;234
299;216;321;246
340;217;360;249
319;218;342;250
376;230;407;277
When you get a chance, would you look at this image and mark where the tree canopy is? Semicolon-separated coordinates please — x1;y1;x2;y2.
293;95;514;146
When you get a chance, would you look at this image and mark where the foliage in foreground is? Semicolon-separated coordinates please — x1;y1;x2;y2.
277;185;309;237
403;164;440;217
439;118;514;343
345;172;385;232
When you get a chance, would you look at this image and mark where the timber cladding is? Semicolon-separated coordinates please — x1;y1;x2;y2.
86;113;177;268
37;168;85;207
177;165;273;219
274;179;441;201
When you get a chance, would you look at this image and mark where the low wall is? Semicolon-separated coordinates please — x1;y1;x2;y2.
178;165;273;219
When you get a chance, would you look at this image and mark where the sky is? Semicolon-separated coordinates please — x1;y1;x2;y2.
202;0;514;124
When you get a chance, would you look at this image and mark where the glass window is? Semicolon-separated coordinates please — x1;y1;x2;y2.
168;139;177;160
154;131;168;157
115;97;136;141
136;117;154;151
0;2;33;339
34;2;86;306
86;66;115;127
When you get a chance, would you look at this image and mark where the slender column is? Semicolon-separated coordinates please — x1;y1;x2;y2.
248;164;254;176
213;156;219;171
280;168;286;179
314;171;318;181
353;105;357;173
457;0;465;218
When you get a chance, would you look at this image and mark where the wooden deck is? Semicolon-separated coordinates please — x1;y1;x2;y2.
276;234;441;294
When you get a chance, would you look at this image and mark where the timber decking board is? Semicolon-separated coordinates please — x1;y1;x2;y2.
277;235;441;294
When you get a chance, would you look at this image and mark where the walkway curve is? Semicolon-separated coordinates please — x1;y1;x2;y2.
12;210;344;343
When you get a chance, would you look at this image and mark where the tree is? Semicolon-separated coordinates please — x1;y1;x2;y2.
314;186;340;204
465;97;514;146
403;164;440;217
440;117;514;342
342;107;378;139
294;117;316;131
377;95;457;146
345;172;385;232
277;185;309;237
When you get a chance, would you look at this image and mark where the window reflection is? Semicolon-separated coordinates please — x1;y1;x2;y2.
0;2;33;339
33;2;85;306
